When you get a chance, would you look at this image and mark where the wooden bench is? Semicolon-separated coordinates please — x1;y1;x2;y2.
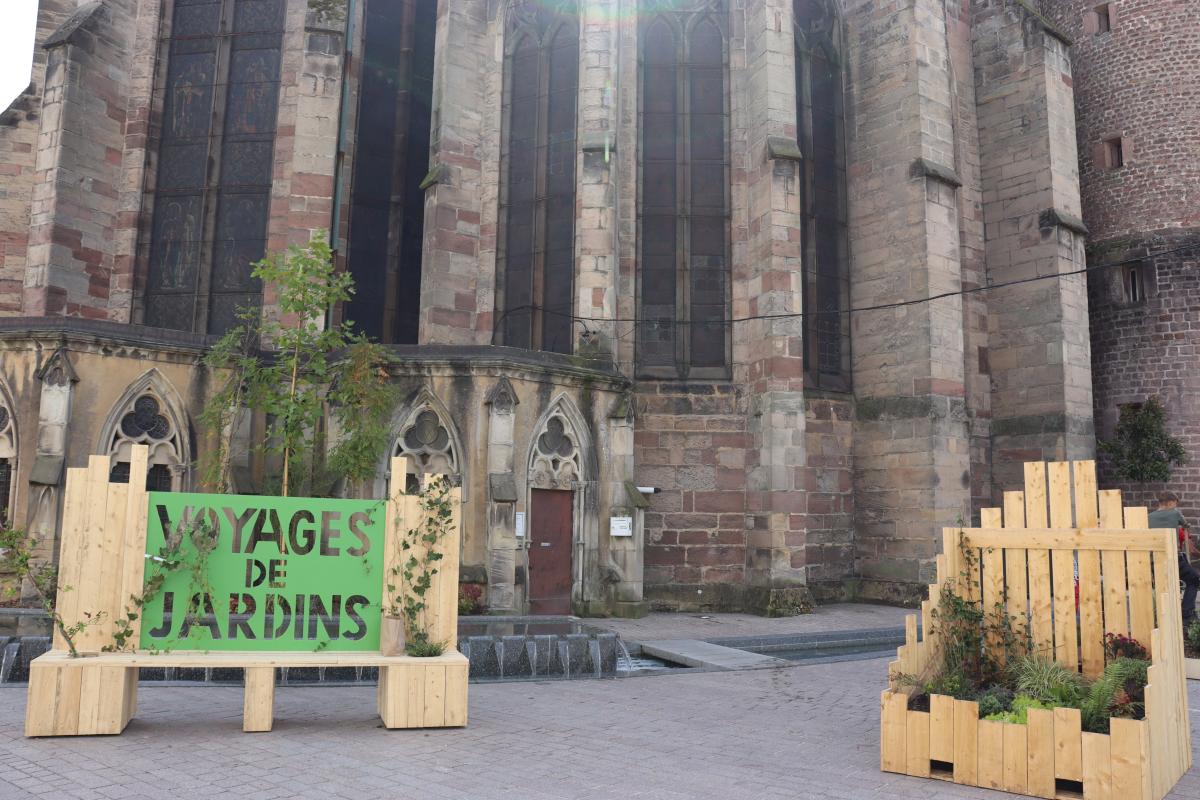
25;450;469;737
27;649;468;734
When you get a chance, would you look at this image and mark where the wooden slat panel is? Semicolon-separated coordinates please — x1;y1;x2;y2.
1145;642;1168;800
82;482;128;653
929;694;954;763
1026;707;1056;798
1024;461;1048;528
1074;460;1099;527
120;446;150;643
1127;552;1155;650
1003;491;1026;529
405;661;426;728
51;664;82;736
1048;461;1073;528
1110;718;1150;800
906;711;931;778
1002;488;1028;646
1003;721;1028;794
1051;548;1079;669
1078;548;1105;677
981;546;1005;658
1102;549;1130;638
1082;731;1113;800
444;662;468;727
53;468;89;651
880;691;907;772
977;719;1004;789
952;699;979;785
30;649;469;669
1098;489;1124;528
955;529;1169;552
1124;507;1149;529
1027;549;1055;659
980;508;1002;528
1053;706;1083;782
242;667;274;732
421;665;446;728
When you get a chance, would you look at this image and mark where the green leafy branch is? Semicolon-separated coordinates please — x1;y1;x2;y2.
386;477;454;657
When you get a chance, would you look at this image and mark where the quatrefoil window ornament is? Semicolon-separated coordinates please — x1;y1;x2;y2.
538;417;573;458
119;396;172;442
395;406;457;474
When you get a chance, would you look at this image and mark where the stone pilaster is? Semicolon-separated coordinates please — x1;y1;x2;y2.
418;0;488;345
484;377;519;612
23;1;138;319
846;0;972;600
0;0;74;317
26;347;77;577
972;1;1094;491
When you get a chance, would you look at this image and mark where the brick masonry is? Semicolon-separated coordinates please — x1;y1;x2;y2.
1043;1;1200;510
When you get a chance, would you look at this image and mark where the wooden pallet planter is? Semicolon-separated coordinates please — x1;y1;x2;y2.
25;449;468;735
881;460;1192;800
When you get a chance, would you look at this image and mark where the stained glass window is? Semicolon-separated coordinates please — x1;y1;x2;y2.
145;0;285;334
344;0;436;343
795;0;850;390
638;4;730;378
499;1;580;355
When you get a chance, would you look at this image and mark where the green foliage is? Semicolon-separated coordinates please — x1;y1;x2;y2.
1187;619;1200;657
984;694;1054;725
106;516;220;653
458;583;484;616
927;545;1030;698
976;685;1015;718
1081;658;1150;733
386;477;455;657
1104;632;1149;662
0;528;104;657
1099;396;1188;483
1011;655;1088;707
201;231;396;497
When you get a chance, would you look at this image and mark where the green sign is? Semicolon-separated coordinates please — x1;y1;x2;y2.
139;492;386;652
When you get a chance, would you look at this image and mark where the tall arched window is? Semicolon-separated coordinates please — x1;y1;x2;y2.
499;0;580;354
638;3;730;379
795;0;850;390
144;0;286;334
0;391;15;526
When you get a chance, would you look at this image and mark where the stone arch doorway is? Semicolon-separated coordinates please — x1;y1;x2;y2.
525;397;594;614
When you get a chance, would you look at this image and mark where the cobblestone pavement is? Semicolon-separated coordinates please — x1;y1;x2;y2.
0;657;1196;800
595;603;910;642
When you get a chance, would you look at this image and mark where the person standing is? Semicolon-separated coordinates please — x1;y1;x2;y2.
1148;491;1199;626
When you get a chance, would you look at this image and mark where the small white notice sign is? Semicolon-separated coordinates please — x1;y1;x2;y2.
515;511;526;538
609;516;633;537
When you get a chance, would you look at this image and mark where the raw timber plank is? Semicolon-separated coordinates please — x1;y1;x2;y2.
952;699;979;785
1053;706;1083;782
1082;731;1112;800
1025;461;1049;528
1127;552;1155;649
1098;490;1124;529
977;719;1004;789
880;691;907;773
1051;548;1080;669
443;662;468;727
957;530;1167;552
929;693;954;763
119;446;150;642
1028;548;1055;660
1079;547;1105;678
1110;718;1150;800
1073;460;1099;528
1003;722;1029;795
1047;461;1073;528
906;710;931;778
243;667;275;733
1102;549;1130;638
1027;707;1056;799
53;468;88;651
421;665;447;728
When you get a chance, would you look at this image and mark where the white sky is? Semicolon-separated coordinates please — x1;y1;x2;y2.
0;0;39;110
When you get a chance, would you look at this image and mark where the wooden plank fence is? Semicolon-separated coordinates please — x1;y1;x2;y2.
882;460;1191;800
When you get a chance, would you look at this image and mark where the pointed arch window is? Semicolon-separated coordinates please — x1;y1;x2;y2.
0;398;14;525
498;0;581;354
638;4;730;379
143;0;286;335
795;0;850;390
106;392;186;492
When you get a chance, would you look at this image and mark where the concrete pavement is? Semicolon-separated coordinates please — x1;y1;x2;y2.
0;655;1196;799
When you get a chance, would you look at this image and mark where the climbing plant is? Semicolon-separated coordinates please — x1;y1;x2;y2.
0;529;104;658
387;477;455;657
1100;396;1187;483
